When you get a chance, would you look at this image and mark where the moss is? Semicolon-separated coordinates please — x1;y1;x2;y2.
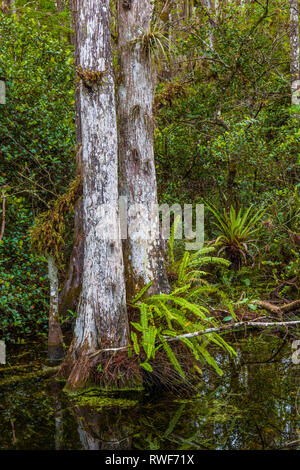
64;383;144;396
73;394;139;411
29;175;82;264
0;365;60;388
76;66;106;88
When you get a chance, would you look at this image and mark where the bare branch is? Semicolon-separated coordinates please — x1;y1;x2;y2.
166;320;300;343
0;190;6;242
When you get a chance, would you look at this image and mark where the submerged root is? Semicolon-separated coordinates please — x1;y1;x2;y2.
59;342;202;394
256;299;300;316
58;346;142;391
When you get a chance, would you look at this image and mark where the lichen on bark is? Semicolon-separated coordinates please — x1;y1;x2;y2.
117;0;170;300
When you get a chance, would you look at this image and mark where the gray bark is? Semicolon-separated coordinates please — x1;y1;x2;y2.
202;0;214;50
117;0;170;299
64;0;129;388
1;0;10;12
47;255;64;362
289;0;300;105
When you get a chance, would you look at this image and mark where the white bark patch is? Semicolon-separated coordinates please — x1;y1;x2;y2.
73;0;129;353
117;0;169;297
48;254;63;357
290;0;300;104
48;254;59;324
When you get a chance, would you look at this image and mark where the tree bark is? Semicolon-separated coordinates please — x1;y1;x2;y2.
202;0;215;51
117;0;170;299
289;0;300;105
0;0;10;13
47;255;64;362
56;0;64;13
58;196;84;322
62;0;129;389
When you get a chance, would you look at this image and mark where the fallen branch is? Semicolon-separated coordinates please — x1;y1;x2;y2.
256;299;300;315
0;363;39;374
89;320;300;357
166;320;300;342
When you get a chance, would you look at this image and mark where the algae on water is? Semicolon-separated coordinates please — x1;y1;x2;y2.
73;394;139;411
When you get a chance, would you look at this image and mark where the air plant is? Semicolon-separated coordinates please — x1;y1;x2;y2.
206;204;266;270
130;23;172;69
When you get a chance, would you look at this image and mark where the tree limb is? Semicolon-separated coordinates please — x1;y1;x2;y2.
166;320;300;342
256;299;300;315
0;190;6;242
89;320;300;357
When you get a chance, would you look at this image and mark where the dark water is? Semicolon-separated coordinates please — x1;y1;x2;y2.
0;334;299;450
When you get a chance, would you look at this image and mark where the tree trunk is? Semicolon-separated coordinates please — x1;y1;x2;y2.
47;255;64;362
58;196;84;322
1;0;10;12
202;0;214;50
289;0;300;105
62;0;129;389
117;0;170;300
56;0;64;13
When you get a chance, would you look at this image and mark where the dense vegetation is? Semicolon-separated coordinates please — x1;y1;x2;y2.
0;0;299;364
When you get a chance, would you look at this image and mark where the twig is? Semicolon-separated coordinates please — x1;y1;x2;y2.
89;320;300;356
10;418;17;445
256;299;300;315
166;320;300;342
0;190;5;241
89;346;128;358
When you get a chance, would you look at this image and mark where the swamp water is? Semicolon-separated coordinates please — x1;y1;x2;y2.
0;334;299;450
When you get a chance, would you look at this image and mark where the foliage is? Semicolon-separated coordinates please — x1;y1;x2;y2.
0;0;299;348
206;204;266;270
155;0;298;214
0;10;75;342
130;22;172;68
0;199;48;343
0;12;75;209
29;176;82;262
130;227;236;377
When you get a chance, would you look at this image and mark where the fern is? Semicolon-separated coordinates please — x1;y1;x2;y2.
130;219;236;378
158;333;185;378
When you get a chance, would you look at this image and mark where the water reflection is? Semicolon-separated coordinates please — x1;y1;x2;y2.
75;406;132;450
0;334;299;450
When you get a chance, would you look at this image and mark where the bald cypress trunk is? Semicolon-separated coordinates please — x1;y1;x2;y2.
47;255;64;362
62;0;129;389
117;0;169;299
202;0;214;50
1;0;14;14
289;0;300;106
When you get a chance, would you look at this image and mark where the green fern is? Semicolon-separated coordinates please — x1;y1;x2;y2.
158;333;185;378
130;219;236;378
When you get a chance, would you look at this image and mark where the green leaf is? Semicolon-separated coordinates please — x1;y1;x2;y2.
140;362;153;372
